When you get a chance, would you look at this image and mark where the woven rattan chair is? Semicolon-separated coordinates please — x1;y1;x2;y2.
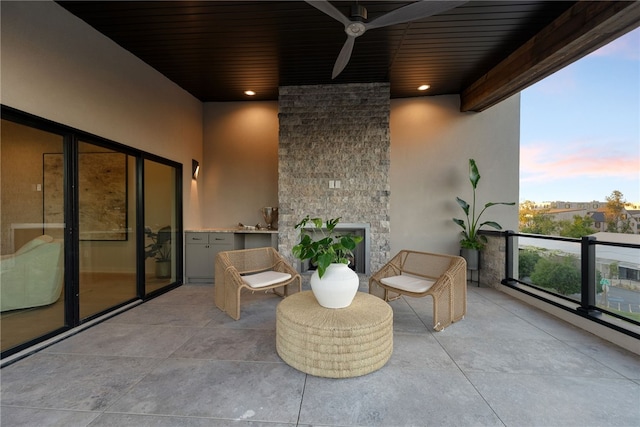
369;250;466;331
215;247;301;320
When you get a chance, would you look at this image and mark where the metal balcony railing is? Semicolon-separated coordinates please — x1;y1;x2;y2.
497;231;640;340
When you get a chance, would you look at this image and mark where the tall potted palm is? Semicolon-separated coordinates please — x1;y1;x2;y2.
453;159;515;269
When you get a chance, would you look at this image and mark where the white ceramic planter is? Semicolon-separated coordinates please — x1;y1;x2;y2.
310;263;359;308
155;260;171;278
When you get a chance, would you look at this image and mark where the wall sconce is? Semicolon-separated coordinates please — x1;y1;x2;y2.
192;159;200;180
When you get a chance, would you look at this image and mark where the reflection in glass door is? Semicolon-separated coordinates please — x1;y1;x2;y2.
0;120;66;353
144;159;178;294
1;107;183;358
78;141;137;320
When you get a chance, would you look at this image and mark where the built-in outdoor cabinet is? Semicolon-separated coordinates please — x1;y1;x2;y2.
185;232;242;283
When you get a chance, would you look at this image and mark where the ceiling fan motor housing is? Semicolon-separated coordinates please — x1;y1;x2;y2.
350;4;368;21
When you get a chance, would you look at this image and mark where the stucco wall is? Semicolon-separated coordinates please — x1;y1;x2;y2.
0;0;204;229
1;0;520;263
202;93;519;262
390;95;520;255
202;102;280;228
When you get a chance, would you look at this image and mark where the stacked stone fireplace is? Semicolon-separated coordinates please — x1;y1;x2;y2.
298;222;370;275
278;83;391;275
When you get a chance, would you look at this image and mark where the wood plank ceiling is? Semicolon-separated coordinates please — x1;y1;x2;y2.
57;1;639;111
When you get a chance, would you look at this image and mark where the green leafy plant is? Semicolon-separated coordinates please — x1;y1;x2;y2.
292;216;363;279
144;226;171;262
453;159;515;250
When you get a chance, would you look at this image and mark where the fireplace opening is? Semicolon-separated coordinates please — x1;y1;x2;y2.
298;223;370;275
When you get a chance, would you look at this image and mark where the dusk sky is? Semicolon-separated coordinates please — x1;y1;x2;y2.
519;27;639;204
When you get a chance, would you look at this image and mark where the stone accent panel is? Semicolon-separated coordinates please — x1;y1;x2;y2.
479;233;506;288
278;83;391;274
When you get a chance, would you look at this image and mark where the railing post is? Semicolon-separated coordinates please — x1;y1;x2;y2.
578;236;598;315
504;230;514;280
500;230;517;286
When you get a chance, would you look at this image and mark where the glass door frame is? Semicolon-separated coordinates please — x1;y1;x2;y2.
1;105;184;359
138;153;183;300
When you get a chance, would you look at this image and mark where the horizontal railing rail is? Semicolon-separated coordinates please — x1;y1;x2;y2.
500;230;640;340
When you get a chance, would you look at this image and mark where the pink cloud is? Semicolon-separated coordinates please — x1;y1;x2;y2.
590;28;640;60
520;140;639;183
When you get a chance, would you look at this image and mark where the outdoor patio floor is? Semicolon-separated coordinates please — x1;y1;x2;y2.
2;279;639;426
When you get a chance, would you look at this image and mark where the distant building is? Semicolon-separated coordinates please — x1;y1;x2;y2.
522;200;640;234
590;232;640;281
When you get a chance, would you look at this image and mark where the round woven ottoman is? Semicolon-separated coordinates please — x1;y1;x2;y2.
276;291;393;378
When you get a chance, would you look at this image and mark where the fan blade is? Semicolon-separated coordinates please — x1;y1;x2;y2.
305;0;351;27
366;1;466;30
332;35;356;79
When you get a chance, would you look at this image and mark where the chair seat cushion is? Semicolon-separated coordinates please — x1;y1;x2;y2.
380;274;435;293
242;271;292;288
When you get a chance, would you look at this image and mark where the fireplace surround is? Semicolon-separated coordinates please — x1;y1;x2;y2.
297;222;371;275
278;82;391;274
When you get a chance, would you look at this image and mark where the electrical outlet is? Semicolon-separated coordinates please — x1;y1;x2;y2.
329;180;335;189
335;180;341;188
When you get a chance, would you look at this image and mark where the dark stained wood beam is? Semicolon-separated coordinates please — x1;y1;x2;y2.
461;1;640;112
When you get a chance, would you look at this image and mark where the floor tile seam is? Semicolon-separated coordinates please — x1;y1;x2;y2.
144;302;216;307
203;325;278;331
393;321;510;427
428;318;479;389
36;350;172;363
557;341;640;381
105;321;213;328
99;357;183;416
398;296;434;332
434;335;583;346
435;335;634;379
100;394;303;425
462;369;639;383
162;356;286;366
397;295;471;372
296;374;308;426
451;370;508;427
462;365;638;427
100;386;148;417
99;409;251;423
0;403;102;414
517;331;635;380
392;330;437;337
475;296;588;343
383;363;469;374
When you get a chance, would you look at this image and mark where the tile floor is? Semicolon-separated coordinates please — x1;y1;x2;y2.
1;279;639;426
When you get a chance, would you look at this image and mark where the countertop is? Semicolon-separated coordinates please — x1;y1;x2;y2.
186;228;278;234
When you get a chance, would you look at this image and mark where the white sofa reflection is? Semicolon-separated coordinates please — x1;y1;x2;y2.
1;235;63;311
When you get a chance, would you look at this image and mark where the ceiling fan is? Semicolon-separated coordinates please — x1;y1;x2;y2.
306;1;467;79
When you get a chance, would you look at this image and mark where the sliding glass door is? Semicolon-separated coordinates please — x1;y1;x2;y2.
144;159;179;294
1;107;183;358
77;141;138;320
1;119;67;353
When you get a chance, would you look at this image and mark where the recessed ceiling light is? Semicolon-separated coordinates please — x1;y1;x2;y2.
418;85;430;91
244;90;256;96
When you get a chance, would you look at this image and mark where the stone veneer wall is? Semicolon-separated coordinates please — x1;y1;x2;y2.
278;83;391;273
478;233;507;288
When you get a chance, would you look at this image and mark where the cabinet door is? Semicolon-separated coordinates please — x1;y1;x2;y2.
186;243;213;280
209;233;237;282
186;233;241;283
185;233;212;281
